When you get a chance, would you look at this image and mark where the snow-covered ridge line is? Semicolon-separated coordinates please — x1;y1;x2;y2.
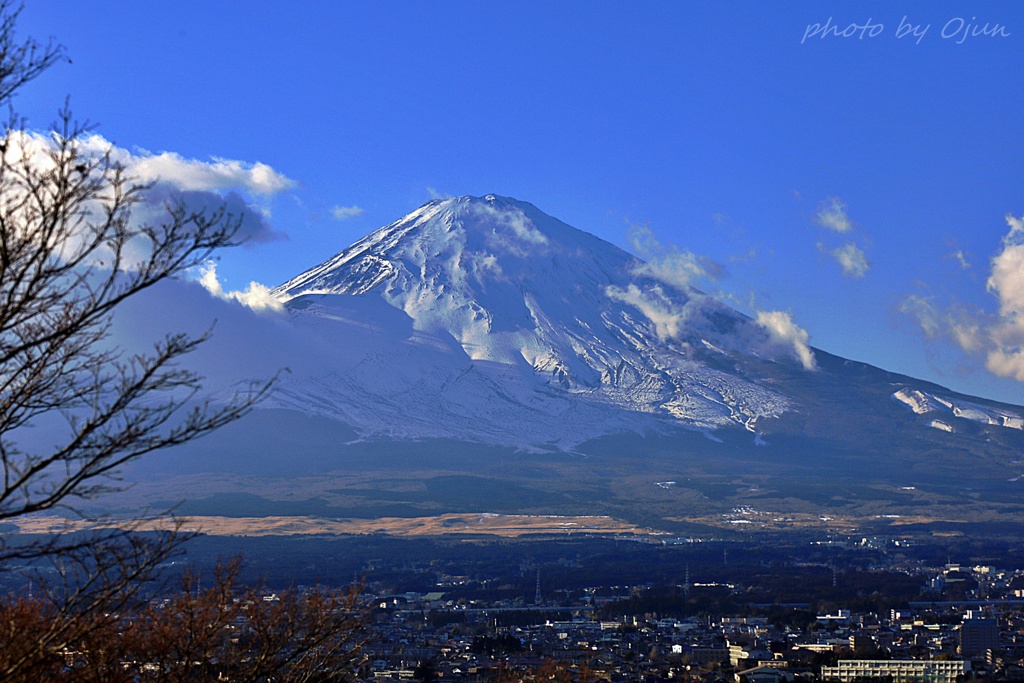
892;387;1024;431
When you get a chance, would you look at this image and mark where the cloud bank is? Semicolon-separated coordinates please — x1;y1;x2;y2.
3;130;293;312
6;131;294;246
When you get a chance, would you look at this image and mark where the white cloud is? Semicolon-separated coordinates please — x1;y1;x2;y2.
901;213;1024;382
950;250;971;270
605;283;693;341
832;242;869;278
813;197;870;278
952;322;984;354
816;196;853;233
4;131;294;249
468;252;504;282
196;261;284;313
468;202;548;257
67;133;294;195
898;294;985;352
899;294;943;339
987;214;1024;319
984;349;1024;381
610;225;818;371
628;224;724;289
114;150;294;195
755;310;817;370
982;214;1024;379
331;204;364;221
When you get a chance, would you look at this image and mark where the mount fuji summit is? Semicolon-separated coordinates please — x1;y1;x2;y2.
127;195;1024;532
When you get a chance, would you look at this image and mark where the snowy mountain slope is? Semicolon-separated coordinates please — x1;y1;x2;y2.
269;195;800;446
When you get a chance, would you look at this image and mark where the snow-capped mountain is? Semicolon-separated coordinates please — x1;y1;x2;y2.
267;195;814;447
115;194;1024;531
260;194;1024;451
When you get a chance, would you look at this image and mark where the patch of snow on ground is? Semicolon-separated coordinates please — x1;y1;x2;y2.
892;388;934;414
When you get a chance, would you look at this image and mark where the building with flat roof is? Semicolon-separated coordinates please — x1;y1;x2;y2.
821;659;968;683
960;617;999;658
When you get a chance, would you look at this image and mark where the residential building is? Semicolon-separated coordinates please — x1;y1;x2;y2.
821;659;968;683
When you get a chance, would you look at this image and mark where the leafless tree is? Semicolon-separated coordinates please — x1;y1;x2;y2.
0;2;268;547
0;2;294;679
0;525;183;680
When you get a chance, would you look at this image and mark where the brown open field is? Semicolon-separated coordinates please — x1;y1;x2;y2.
12;512;655;538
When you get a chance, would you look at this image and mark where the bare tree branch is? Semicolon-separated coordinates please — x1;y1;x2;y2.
0;2;65;107
0;6;338;681
0;104;273;526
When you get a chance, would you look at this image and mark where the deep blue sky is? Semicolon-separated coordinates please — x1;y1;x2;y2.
15;1;1024;404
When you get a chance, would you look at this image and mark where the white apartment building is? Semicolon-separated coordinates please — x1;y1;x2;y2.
820;659;968;683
